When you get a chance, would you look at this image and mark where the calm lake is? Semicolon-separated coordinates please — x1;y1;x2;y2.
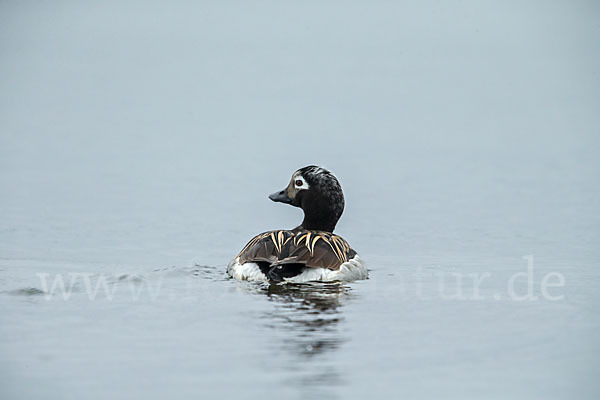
1;1;599;399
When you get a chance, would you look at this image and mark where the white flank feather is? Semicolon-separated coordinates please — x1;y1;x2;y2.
227;255;367;283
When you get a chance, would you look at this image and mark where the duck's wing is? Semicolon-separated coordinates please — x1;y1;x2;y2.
237;230;294;265
238;230;357;271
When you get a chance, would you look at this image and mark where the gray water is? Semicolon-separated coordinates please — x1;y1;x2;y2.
1;1;599;399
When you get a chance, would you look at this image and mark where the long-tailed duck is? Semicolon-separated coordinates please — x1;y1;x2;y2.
227;166;367;283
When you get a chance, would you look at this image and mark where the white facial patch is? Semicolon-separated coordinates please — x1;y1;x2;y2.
293;174;309;190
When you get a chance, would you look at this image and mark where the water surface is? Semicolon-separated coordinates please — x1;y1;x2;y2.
1;1;599;399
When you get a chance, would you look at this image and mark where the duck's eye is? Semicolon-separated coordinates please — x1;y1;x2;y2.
295;180;303;187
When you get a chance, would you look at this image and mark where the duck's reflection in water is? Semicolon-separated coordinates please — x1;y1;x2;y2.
247;282;353;397
260;282;350;359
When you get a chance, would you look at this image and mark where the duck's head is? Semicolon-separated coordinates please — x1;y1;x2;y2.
269;165;345;232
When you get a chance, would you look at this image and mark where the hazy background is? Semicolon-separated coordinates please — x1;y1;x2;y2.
1;1;599;399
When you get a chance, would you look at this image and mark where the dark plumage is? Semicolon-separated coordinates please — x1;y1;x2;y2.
237;229;357;282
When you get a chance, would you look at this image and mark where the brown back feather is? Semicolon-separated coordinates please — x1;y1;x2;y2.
237;230;357;271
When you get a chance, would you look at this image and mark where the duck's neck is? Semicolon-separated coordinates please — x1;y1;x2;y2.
297;189;342;233
299;202;339;232
300;216;337;232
